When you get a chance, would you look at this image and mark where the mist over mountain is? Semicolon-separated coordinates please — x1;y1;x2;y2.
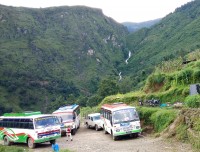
122;18;161;32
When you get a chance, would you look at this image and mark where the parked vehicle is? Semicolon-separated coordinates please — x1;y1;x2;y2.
101;102;142;140
0;111;61;149
52;104;80;136
84;113;103;131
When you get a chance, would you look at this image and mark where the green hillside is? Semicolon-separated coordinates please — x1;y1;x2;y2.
0;5;128;114
124;0;200;88
98;51;200;150
1;0;200;114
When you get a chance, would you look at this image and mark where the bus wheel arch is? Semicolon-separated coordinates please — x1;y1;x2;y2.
27;137;36;149
3;135;12;146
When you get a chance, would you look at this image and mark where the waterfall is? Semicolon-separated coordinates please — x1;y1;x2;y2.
119;51;131;81
125;51;131;64
119;72;122;81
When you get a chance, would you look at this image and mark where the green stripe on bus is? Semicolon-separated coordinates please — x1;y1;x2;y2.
114;129;142;136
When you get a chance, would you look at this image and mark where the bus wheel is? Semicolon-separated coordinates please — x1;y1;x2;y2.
134;133;139;138
71;129;76;135
112;131;117;141
4;136;11;146
95;125;99;131
28;137;36;149
50;139;56;144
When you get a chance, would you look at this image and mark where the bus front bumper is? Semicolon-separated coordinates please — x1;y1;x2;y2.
34;134;61;143
114;129;142;136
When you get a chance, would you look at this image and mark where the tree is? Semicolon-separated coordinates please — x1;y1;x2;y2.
97;78;119;98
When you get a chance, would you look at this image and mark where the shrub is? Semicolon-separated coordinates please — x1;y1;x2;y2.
137;107;160;125
184;95;200;108
176;69;193;85
182;87;189;96
193;70;200;83
150;109;177;132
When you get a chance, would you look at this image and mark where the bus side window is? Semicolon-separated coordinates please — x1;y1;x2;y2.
73;113;76;119
13;119;20;128
28;119;34;129
3;119;8;127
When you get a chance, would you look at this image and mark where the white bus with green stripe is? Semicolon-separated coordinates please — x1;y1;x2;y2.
101;102;142;140
0;111;61;148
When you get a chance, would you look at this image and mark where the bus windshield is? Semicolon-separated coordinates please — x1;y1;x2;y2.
35;116;59;129
93;115;100;121
113;108;139;124
60;113;74;122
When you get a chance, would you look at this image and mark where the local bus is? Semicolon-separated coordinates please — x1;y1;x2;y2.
52;104;80;135
101;102;142;140
0;111;61;148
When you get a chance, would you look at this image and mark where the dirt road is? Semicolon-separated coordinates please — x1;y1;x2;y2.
28;124;194;152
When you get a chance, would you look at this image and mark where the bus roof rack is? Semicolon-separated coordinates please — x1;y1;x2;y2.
58;104;78;110
112;102;124;105
3;111;42;117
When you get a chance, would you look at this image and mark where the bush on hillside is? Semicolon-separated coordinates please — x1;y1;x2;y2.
193;69;200;83
150;109;177;132
144;73;165;92
137;107;160;125
184;95;200;108
176;69;193;85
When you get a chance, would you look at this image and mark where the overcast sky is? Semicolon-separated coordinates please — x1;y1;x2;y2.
0;0;193;23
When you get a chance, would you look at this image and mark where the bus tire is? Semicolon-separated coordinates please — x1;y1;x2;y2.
28;137;36;149
71;129;76;135
4;136;11;146
111;131;117;141
134;133;139;138
50;139;56;144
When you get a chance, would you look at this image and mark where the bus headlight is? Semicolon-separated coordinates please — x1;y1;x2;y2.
38;135;42;139
115;128;121;132
116;129;120;132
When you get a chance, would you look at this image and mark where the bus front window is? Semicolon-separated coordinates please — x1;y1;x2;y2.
60;113;74;122
113;108;139;124
35;117;59;129
93;115;100;121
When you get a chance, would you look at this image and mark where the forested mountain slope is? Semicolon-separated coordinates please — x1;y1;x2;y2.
0;5;128;114
1;0;200;114
124;0;200;88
